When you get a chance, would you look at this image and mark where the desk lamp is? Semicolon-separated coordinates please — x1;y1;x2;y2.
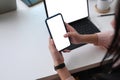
21;0;43;7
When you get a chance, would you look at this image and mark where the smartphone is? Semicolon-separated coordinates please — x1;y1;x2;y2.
45;13;71;51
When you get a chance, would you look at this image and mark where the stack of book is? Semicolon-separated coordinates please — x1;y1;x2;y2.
21;0;43;7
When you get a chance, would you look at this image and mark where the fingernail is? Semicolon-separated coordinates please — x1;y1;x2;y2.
64;34;67;37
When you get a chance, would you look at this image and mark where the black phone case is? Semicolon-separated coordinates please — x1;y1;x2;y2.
45;13;71;51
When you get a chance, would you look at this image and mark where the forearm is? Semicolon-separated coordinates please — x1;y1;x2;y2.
80;33;98;44
56;67;75;80
53;60;75;80
49;38;75;80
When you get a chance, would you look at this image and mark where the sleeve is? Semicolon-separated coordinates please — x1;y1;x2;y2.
95;31;114;48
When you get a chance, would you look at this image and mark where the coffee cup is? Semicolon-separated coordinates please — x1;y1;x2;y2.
95;0;113;13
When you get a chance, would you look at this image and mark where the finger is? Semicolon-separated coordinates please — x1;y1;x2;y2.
49;38;52;46
65;32;74;37
60;52;64;57
65;23;70;31
49;38;55;49
111;19;115;28
64;33;68;38
49;38;52;49
64;32;75;42
65;23;75;32
63;49;71;53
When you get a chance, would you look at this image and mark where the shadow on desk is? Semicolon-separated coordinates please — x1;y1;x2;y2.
37;59;112;80
37;65;103;80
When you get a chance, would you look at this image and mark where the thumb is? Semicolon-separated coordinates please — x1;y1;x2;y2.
49;38;56;49
64;32;74;38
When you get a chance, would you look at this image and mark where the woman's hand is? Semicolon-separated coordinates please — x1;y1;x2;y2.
63;23;83;53
64;23;82;44
49;38;64;66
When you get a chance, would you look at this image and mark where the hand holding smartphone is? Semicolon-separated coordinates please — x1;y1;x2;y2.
45;13;71;51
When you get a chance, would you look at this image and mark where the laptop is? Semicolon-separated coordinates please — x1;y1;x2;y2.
44;0;100;50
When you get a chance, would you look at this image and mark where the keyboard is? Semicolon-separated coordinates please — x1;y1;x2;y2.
66;18;100;50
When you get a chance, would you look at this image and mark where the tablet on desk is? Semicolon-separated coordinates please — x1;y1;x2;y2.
45;13;71;51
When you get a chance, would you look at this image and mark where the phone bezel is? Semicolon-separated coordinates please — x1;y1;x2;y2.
45;13;71;51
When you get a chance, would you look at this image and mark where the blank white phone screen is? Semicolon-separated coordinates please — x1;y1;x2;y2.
46;15;70;51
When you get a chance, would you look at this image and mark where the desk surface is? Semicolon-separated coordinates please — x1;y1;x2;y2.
0;0;115;80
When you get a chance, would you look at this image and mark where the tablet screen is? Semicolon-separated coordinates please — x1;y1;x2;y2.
44;0;88;23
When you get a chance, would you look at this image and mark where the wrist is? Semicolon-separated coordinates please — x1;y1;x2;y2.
56;66;72;80
79;35;86;43
79;34;98;44
54;60;64;66
54;63;65;71
66;76;75;80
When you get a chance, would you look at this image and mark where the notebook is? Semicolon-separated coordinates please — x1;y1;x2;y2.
44;0;100;50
